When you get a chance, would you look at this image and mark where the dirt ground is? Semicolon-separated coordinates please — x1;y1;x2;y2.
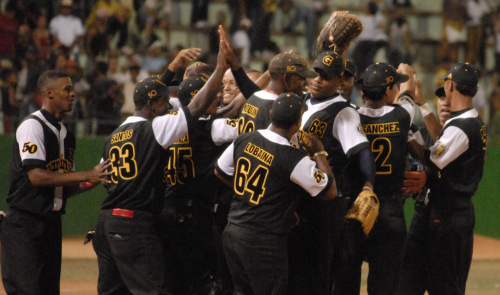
1;235;499;294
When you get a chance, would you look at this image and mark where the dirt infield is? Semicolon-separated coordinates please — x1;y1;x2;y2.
0;235;499;294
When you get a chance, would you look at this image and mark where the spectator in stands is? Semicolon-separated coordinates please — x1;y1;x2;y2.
283;0;325;59
0;2;20;61
1;68;21;134
139;0;173;46
465;0;492;67
438;0;467;62
142;40;168;75
33;14;60;61
351;1;388;75
85;11;110;62
86;0;131;49
90;61;123;135
17;46;47;118
387;6;412;67
231;19;251;67
120;64;140;119
191;0;209;29
49;0;84;60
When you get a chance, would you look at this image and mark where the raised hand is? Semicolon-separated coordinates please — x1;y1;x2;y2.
168;48;202;72
218;25;241;70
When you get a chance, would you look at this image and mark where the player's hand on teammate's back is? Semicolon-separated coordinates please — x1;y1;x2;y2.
88;159;113;184
168;48;202;73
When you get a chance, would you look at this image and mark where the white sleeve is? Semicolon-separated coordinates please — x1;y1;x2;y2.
429;126;469;170
333;107;368;155
74;19;84;37
397;95;416;125
290;157;330;197
216;143;235;176
152;107;190;148
211;119;238;145
16;119;46;162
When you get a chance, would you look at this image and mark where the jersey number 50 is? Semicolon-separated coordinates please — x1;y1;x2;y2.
234;158;269;205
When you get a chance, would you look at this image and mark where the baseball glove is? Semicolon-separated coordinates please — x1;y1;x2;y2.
402;170;427;196
317;11;363;56
345;190;379;235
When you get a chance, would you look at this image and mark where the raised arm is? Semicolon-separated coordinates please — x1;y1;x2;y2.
159;48;202;85
187;28;228;119
412;74;443;142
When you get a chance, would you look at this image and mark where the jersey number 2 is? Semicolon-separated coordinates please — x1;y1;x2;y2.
371;137;392;174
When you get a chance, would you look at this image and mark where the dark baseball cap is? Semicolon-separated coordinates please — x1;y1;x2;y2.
435;62;478;97
268;52;318;78
312;51;345;79
344;60;357;79
133;76;169;107
356;63;409;88
271;92;304;127
177;76;207;106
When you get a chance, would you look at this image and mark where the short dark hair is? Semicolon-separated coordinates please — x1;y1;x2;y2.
454;82;478;97
360;84;394;102
37;70;70;93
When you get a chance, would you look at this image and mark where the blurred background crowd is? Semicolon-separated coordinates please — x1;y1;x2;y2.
1;0;500;144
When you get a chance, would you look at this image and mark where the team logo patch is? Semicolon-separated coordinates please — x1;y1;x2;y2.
148;90;157;98
22;142;38;154
226;119;237;127
322;55;333;66
169;111;179;115
314;170;325;183
433;144;446;157
286;65;297;72
356;123;365;135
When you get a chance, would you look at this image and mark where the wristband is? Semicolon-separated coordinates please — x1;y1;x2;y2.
313;151;328;159
362;186;373;191
420;103;433;117
81;181;97;190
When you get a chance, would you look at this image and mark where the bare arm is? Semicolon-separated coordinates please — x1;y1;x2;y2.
413;74;442;142
28;159;112;196
187;28;228;119
159;48;202;84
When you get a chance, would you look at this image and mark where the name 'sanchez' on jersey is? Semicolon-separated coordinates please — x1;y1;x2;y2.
360;122;400;135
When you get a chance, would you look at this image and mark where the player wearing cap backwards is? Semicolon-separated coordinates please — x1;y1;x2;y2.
92;35;228;294
286;51;375;295
215;93;337;295
158;75;238;294
397;62;487;295
332;62;417;295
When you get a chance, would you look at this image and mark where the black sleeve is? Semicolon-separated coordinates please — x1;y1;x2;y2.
232;67;261;99
356;146;376;184
159;68;176;86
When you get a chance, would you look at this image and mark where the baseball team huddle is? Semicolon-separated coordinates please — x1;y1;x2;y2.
1;10;487;295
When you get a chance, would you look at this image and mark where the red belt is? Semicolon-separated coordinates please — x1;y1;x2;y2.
112;208;134;218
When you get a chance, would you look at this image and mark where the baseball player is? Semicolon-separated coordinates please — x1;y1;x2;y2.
288;51;376;295
0;70;111;294
215;93;337;295
398;62;487;295
158;74;237;294
333;63;417;295
236;52;317;135
92;38;228;294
